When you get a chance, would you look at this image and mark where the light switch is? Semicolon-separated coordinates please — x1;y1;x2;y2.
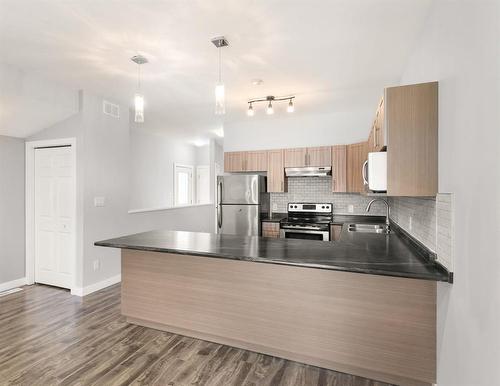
94;197;105;207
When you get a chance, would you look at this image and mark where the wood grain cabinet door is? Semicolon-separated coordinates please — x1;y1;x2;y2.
224;152;245;172
306;146;332;167
331;145;347;192
245;150;268;172
346;142;368;193
262;222;280;238
374;97;385;151
330;224;343;241
267;149;286;192
386;82;437;196
284;148;307;167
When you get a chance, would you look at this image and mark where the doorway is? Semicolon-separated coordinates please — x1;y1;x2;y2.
26;138;77;291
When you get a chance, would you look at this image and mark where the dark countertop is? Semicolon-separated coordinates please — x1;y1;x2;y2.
261;212;287;222
96;215;451;282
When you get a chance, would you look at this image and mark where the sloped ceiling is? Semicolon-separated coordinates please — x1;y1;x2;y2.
0;0;433;140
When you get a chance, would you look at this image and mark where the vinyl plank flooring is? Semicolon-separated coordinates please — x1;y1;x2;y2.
0;284;397;386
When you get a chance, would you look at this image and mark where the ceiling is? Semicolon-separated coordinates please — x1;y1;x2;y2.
0;0;434;140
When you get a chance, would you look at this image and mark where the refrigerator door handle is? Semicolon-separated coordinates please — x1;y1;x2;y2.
217;181;223;229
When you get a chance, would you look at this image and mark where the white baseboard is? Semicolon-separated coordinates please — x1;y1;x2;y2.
71;274;121;297
0;277;28;293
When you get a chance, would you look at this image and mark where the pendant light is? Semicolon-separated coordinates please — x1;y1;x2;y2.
247;102;254;116
131;55;148;123
211;36;229;115
287;98;294;113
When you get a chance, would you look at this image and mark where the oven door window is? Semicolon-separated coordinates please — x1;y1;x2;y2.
284;231;325;241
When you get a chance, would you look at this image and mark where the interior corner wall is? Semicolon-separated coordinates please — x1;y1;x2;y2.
399;1;500;385
0;135;25;285
28;90;215;290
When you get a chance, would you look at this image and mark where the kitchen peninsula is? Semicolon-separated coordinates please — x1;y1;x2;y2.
96;222;450;386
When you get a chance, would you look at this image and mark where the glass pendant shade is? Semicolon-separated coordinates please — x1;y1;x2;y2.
134;93;145;123
287;99;294;113
247;103;254;116
215;83;225;115
266;101;274;115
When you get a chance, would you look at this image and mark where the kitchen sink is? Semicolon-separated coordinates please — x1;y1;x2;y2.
347;223;391;234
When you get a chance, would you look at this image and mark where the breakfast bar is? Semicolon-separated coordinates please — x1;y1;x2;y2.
96;223;450;386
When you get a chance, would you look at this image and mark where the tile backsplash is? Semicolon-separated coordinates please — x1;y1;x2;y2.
270;177;387;215
389;194;454;271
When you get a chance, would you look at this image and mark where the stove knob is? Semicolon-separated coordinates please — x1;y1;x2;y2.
321;206;325;209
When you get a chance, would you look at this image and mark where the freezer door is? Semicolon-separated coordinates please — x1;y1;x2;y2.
217;175;264;204
218;205;260;236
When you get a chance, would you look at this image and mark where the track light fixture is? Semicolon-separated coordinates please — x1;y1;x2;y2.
247;95;295;116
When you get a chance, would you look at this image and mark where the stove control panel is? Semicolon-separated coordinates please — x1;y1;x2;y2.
287;203;332;213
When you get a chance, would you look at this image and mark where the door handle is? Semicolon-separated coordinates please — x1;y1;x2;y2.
362;160;369;186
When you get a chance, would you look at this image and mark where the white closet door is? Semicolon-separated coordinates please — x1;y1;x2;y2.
34;146;75;289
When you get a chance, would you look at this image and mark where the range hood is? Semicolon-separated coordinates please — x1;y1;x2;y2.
285;166;332;177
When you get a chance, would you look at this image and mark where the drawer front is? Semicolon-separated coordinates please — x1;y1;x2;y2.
262;222;280;238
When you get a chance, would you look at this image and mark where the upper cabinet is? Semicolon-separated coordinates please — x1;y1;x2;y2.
331;145;347;192
385;81;438;196
246;150;268;172
284;148;308;167
307;146;332;167
368;97;385;154
224;150;268;173
346;142;368;193
267;149;287;193
224;151;246;172
284;146;331;167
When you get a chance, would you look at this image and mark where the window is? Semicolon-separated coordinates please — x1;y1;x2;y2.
174;164;193;206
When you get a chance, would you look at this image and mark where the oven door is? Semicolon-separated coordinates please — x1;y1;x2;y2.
280;228;330;241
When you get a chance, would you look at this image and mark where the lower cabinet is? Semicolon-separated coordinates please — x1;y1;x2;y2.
330;224;342;241
262;222;280;238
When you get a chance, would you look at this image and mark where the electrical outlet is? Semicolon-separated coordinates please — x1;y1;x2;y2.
93;259;100;271
272;203;278;211
409;216;413;231
348;204;354;213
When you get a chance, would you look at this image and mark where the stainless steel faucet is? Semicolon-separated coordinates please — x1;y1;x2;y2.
366;198;390;229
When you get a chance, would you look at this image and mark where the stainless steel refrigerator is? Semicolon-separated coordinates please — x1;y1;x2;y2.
216;175;269;236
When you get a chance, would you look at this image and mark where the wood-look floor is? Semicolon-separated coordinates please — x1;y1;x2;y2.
0;284;396;386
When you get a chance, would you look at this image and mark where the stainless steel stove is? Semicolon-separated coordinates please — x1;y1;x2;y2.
280;203;332;241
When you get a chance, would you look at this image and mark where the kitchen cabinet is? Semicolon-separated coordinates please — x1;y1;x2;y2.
284;147;308;167
224;151;245;172
224;150;268;172
386;81;438;196
347;142;368;193
330;224;342;241
307;146;332;167
367;97;385;153
245;150;268;172
262;222;280;238
331;145;347;192
267;149;287;192
284;146;331;167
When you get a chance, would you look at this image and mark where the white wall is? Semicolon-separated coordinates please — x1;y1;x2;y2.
129;128;198;210
399;1;500;385
0;63;79;138
29;90;215;289
0;135;25;285
224;109;373;151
